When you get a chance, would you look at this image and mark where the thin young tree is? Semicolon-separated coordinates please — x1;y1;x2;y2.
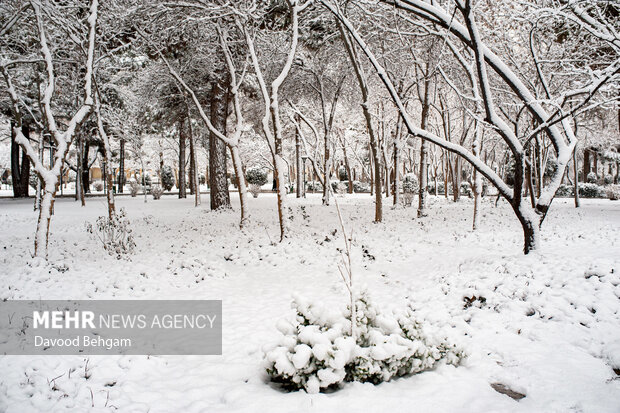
1;0;99;258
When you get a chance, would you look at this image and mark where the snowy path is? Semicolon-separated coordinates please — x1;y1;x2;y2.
0;194;619;412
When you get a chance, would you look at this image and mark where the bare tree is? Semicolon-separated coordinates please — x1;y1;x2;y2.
322;0;619;253
1;0;99;258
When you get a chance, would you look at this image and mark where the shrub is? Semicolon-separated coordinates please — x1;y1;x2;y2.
264;290;464;393
606;185;620;201
460;182;473;198
352;181;369;193
556;184;573;197
151;185;163;200
93;181;104;192
161;166;175;191
199;174;206;185
578;183;604;198
402;174;418;206
129;181;139;197
29;171;39;190
429;181;445;196
331;181;347;194
246;168;268;186
306;181;323;192
604;174;613;185
85;208;136;258
338;167;348;182
586;172;598;183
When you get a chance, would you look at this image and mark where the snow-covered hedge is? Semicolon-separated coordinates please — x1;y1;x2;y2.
352;181;369;193
556;183;606;198
331;181;347;194
606;185;620;201
306;181;323;192
264;290;465;393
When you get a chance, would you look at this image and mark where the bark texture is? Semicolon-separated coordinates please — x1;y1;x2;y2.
209;81;231;210
11;122;30;198
178;118;186;199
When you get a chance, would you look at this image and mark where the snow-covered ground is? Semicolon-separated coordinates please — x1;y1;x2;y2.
0;193;619;412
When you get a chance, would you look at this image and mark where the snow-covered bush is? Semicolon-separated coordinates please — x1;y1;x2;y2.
556;184;573;197
29;171;39;190
246;168;268;197
151;185;163;200
460;182;473;198
129;181;139;197
586;172;598;183
606;185;620;201
352;181;369;193
578;183;604;198
331;181;347;194
338;166;348;181
264;290;465;393
402;174;418;206
85;208;136;258
161;166;175;191
306;181;323;192
603;174;613;185
429;181;445;195
246;168;268;186
93;181;103;192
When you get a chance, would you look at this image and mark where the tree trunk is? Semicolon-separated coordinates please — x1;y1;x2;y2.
443;152;449;199
573;143;580;208
230;145;249;227
11;122;30;198
393;140;401;205
34;185;57;259
384;163;390;198
417;71;431;217
118;139;125;193
178;118;186;199
323;130;331;205
451;157;461;202
295;114;302;198
362;106;382;222
81;140;90;194
209;81;231;210
186;110;200;206
472;130;482;230
418;139;429;216
104;156;115;219
75;136;86;206
583;149;590;178
342;139;353;194
35;128;43;210
369;145;374;197
189;130;195;196
516;208;540;255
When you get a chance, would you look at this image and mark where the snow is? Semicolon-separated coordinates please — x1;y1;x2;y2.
0;193;619;412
